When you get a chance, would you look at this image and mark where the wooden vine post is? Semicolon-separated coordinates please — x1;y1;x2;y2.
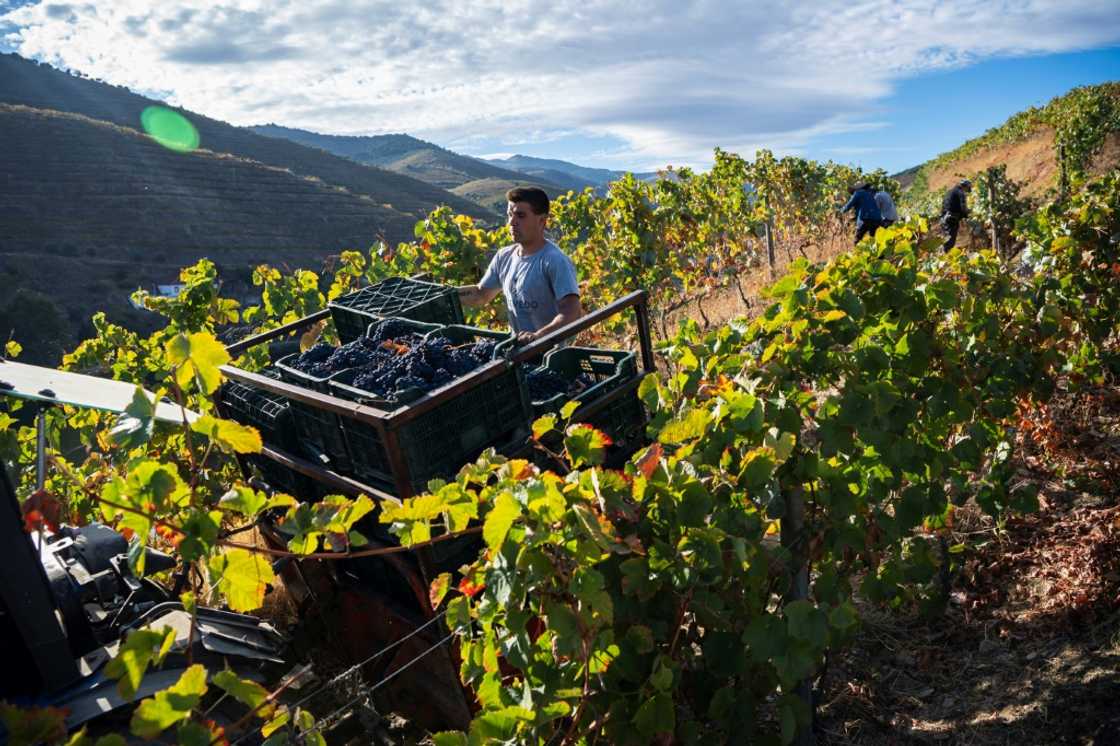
782;484;814;744
986;167;1001;259
765;214;777;277
1058;143;1070;202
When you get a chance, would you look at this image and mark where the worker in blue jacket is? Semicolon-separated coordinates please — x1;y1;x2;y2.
840;183;883;244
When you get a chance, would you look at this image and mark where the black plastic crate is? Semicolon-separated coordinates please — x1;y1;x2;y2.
528;347;638;417
217;374;297;451
275;353;352;472
330;361;531;496
329;277;464;343
587;389;647;450
216;375;318;498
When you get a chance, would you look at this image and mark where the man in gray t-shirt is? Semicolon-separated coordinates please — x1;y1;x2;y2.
459;187;581;343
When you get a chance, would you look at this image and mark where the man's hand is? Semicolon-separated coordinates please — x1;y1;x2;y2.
516;295;582;346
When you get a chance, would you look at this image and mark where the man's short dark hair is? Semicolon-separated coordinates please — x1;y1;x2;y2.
507;187;550;215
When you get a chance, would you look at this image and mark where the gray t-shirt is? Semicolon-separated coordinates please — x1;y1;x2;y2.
874;191;898;221
480;240;579;333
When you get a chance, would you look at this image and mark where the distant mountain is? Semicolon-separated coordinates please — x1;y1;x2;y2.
0;54;491;225
0;52;495;360
250;125;566;211
485;154;659;190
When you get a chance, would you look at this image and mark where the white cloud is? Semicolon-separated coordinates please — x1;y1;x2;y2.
2;0;1119;169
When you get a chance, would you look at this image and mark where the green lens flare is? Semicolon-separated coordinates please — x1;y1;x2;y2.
140;106;200;152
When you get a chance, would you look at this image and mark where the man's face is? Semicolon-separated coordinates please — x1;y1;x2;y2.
507;201;546;244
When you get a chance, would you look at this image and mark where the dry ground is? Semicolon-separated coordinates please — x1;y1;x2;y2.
816;382;1120;745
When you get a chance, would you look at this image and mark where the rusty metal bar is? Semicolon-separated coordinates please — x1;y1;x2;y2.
510;289;650;364
381;428;414;500
259;443;401;505
225;308;330;357
632;292;656;374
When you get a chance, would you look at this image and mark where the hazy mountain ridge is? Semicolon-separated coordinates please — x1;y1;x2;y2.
250;124;569;211
484;154;659;189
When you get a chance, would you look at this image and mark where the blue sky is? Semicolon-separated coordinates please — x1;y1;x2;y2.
821;46;1120;172
2;1;1119;174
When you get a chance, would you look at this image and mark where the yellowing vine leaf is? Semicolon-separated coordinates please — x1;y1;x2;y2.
190;415;262;454
165;331;230;394
208;548;274;612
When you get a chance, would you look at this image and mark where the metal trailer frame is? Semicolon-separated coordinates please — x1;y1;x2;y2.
219;288;655;504
217;289;655;729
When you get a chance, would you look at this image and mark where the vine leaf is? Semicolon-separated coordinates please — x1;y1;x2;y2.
564;423;612;467
483;491;521;550
429;572;452;609
105;627;177;699
165;331;230;394
129;664;208;739
110;386;156;450
208;549;275;612
658;408;709;444
634;442;663;478
0;704;68;745
212;669;275;719
190;415;262;454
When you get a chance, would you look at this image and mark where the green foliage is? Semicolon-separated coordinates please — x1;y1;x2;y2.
0;287;73;365
382;174;1120;743
5;153;1118;745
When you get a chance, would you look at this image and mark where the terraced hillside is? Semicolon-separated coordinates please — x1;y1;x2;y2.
0;54;492;224
899;82;1120;208
251;125;567;211
0;103;444;355
0;105;417;254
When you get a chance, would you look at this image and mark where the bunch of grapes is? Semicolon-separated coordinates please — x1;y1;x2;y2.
524;366;569;401
345;332;501;402
368;318;418;346
289;338;384;377
522;366;598;403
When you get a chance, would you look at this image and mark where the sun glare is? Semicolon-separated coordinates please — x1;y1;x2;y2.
140;105;199;152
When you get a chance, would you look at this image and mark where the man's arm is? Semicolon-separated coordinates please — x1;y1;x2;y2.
458;284;500;308
517;294;582;343
840;193;857;214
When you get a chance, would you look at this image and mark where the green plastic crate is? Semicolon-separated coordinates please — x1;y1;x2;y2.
587;389;648;452
329;277;464;343
528;347;638;417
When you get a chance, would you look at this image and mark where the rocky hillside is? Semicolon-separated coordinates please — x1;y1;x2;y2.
899;82;1120;208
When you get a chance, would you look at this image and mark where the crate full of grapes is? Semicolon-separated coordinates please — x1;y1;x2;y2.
275;318;442;472
523;347;638;418
328;321;529;494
